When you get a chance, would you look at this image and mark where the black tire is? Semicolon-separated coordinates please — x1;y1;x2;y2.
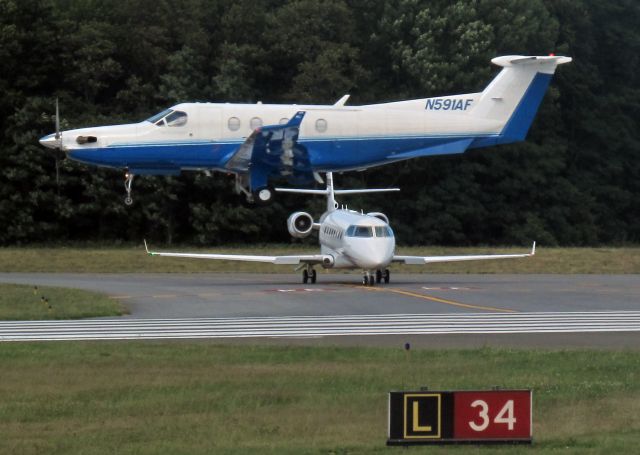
375;270;382;283
310;269;317;284
302;269;309;284
368;275;375;286
362;276;368;286
384;269;390;284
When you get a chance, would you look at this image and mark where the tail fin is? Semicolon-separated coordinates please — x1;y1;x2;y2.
275;172;400;213
470;55;571;145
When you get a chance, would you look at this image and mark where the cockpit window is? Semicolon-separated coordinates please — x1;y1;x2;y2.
165;110;188;127
146;109;187;127
346;225;374;237
375;226;394;237
346;225;393;238
146;108;173;123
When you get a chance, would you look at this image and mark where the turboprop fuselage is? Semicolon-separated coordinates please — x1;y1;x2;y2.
40;55;571;204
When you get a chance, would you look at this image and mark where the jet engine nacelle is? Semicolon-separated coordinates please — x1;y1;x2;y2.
287;211;315;238
366;212;389;224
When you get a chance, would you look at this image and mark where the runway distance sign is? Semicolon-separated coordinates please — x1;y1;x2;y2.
387;390;532;445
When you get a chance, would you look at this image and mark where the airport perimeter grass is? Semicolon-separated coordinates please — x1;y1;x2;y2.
0;343;638;454
0;284;127;320
1;244;640;273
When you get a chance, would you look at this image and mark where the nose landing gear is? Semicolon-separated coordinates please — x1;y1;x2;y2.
124;172;135;206
364;269;391;286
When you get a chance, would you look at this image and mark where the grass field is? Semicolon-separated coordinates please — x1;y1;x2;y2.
1;244;639;273
0;343;638;454
0;283;127;320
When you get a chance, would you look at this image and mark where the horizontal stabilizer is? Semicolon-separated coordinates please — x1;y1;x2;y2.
492;55;572;67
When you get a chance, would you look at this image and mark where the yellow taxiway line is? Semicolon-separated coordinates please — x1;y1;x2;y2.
358;286;517;313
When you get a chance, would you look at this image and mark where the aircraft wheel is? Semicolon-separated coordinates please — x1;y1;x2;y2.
362;275;368;286
375;270;382;283
368;275;375;286
252;186;275;206
124;196;133;206
384;269;390;284
302;269;309;284
310;269;317;284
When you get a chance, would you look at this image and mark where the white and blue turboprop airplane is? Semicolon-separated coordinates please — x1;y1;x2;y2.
144;172;535;285
41;55;570;205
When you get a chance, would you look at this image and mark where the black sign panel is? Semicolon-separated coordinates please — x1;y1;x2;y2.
388;392;453;443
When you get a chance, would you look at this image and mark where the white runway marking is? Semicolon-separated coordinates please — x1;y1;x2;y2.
2;312;640;341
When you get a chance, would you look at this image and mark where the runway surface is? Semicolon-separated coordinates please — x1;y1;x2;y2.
1;273;639;346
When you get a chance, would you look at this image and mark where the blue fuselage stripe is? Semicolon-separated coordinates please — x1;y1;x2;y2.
67;134;497;172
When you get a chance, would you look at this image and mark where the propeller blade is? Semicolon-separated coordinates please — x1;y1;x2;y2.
54;98;60;141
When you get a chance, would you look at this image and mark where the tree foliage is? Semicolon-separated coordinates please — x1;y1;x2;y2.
0;0;638;245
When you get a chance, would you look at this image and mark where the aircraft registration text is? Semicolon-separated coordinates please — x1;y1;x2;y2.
425;98;473;111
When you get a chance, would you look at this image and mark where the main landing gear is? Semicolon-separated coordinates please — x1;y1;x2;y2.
363;269;390;286
302;266;317;284
124;172;135;206
234;174;275;205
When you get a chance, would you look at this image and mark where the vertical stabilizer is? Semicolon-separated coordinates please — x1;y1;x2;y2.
470;55;571;145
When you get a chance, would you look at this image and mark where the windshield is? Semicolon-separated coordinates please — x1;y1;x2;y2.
346;226;373;237
146;109;173;123
346;225;393;238
375;226;394;237
145;109;188;127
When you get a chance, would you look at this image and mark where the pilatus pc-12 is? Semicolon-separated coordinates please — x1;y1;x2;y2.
40;55;570;205
144;173;535;285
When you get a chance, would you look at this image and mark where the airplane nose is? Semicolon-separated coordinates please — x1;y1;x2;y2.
39;133;61;150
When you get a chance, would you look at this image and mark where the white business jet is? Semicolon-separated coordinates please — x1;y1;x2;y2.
144;173;535;285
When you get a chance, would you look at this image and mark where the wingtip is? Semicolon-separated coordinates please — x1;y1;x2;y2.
531;241;536;256
143;239;150;254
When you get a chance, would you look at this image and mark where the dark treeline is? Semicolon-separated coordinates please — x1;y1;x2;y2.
1;0;638;246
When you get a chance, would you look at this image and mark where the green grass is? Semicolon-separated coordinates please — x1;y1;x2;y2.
0;283;127;320
1;245;640;273
0;343;638;454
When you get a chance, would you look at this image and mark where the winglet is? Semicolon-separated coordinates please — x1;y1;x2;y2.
143;239;151;255
531;241;536;256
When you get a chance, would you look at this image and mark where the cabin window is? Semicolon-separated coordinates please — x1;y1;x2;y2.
228;117;241;131
250;117;263;130
315;118;328;133
165;110;188;127
279;118;289;125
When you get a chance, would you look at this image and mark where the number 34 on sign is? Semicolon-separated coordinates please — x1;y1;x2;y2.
387;390;532;445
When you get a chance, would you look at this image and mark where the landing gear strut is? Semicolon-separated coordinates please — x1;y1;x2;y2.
302;266;317;284
124;172;135;206
234;174;275;205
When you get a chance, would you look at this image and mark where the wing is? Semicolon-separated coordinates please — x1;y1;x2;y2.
393;242;536;265
144;240;328;266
